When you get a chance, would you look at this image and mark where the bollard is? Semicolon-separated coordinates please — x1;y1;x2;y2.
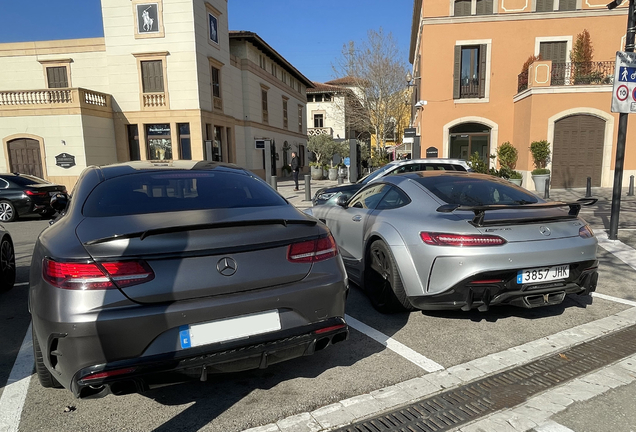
304;175;311;202
543;177;550;199
338;176;343;185
629;175;635;197
270;175;277;191
585;177;592;198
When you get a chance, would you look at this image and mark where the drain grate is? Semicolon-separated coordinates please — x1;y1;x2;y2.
334;324;636;432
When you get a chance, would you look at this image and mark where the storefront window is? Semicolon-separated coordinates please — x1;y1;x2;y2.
146;123;172;160
213;126;223;161
127;124;140;161
178;123;191;160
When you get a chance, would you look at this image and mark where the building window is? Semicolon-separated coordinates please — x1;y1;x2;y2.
298;106;303;133
475;0;493;15
535;0;553;11
259;55;266;69
324;94;331;101
453;44;487;99
283;98;288;129
315;94;323;102
271;63;277;77
454;0;471;16
226;128;233;163
213;126;223;161
127;124;140;161
46;66;69;88
282;71;288;84
208;13;218;43
558;0;576;11
261;88;268;123
298;144;306;167
141;60;164;93
454;0;493;15
211;66;220;97
313;114;324;128
146;123;172;160
178;123;191;160
307;95;313;102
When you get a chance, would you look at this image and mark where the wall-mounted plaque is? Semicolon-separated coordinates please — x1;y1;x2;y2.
137;3;159;33
55;153;76;169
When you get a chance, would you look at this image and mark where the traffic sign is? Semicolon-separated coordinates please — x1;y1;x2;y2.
612;51;636;113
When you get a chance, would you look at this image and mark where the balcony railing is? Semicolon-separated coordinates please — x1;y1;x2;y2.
517;61;615;93
307;127;333;137
0;88;111;112
143;92;166;108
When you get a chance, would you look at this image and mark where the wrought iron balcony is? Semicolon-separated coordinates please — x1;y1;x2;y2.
517;61;615;93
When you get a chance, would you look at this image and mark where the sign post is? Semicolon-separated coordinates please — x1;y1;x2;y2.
608;0;636;240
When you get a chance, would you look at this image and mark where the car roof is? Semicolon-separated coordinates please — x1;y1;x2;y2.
93;160;250;180
389;158;468;166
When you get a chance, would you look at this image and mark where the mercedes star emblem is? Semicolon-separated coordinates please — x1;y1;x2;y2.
539;226;551;236
216;257;238;276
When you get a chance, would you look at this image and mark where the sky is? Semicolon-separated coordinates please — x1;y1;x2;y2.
0;0;413;84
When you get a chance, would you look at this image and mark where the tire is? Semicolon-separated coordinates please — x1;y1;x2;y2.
32;326;63;388
0;201;17;222
365;240;415;313
0;236;15;292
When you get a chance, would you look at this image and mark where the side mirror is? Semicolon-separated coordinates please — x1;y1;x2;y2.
50;193;69;212
336;195;348;208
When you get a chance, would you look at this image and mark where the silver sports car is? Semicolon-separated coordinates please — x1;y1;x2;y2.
29;161;348;398
305;171;598;313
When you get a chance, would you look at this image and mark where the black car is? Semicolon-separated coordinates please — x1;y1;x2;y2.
0;174;67;222
0;226;15;292
312;158;471;206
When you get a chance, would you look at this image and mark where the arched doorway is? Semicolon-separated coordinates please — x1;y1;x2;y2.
552;115;605;188
449;123;491;164
6;138;44;178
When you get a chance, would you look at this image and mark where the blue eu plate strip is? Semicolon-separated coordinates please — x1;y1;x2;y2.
516;271;523;284
179;325;191;349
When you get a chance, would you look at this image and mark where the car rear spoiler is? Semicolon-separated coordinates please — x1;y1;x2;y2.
436;198;598;227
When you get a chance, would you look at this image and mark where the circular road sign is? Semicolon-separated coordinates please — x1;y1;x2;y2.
617;84;629;101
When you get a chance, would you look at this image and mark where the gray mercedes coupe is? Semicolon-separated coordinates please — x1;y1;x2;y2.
305;171;599;313
29;161;348;398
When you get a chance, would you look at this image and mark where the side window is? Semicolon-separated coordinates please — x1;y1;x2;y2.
349;184;389;210
376;187;410;210
393;163;422;174
0;179;9;189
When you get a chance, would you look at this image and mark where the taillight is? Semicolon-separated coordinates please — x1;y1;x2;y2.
420;232;507;246
579;225;594;239
287;235;338;263
80;367;137;382
25;190;47;197
43;258;154;290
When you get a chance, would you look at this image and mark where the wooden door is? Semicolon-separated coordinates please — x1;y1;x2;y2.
7;139;43;178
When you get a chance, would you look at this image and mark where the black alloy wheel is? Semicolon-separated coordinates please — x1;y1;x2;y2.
366;240;414;313
0;201;16;222
0;236;15;291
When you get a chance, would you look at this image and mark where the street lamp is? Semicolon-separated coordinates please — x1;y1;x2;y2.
406;72;420;87
414;100;427;108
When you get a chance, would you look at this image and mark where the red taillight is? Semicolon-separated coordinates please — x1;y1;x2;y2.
80;367;137;382
43;258;154;290
579;225;594;239
287;235;338;263
25;190;47;197
420;232;506;247
314;323;346;334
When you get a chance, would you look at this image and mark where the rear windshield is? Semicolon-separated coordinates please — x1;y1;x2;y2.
414;176;540;206
7;175;49;186
82;170;287;217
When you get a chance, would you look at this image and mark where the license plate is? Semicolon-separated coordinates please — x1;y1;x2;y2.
179;310;281;349
517;265;569;284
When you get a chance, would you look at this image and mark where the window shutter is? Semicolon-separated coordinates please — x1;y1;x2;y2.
453;46;461;99
559;0;576;10
47;67;68;88
141;60;164;93
454;0;471;16
479;45;487;98
536;0;552;12
476;0;493;14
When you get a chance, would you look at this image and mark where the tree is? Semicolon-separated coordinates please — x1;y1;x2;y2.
307;135;348;168
332;28;410;155
571;29;594;81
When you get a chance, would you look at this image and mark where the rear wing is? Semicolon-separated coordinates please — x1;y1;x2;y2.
436;198;598;227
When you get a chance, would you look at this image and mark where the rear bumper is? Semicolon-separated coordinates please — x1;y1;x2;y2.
409;259;598;311
69;317;348;398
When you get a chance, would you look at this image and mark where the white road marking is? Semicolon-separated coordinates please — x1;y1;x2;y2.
0;323;33;432
593;292;636;307
345;314;444;372
534;420;577;432
596;231;636;272
13;282;28;287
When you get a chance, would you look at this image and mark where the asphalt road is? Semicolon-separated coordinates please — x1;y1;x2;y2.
0;187;635;432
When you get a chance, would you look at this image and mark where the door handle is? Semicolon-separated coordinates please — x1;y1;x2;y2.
352;215;362;222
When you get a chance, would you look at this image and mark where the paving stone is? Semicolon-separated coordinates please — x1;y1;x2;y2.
243;424;280;432
597;364;636;384
524;394;569;414
465;356;509;375
425;369;463;388
507;346;544;363
311;403;355;430
447;363;486;383
486;350;528;368
396;376;442;399
489;412;537;432
534;390;575;408
615;306;636;321
509;405;552;425
581;370;629;389
340;393;384;420
460;417;518;432
552;380;608;402
369;385;414;409
593;315;629;332
277;412;322;432
617;357;636;374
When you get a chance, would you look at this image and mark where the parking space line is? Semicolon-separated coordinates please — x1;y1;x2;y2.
13;282;28;287
0;323;33;432
596;231;636;272
593;292;636;307
345;314;444;372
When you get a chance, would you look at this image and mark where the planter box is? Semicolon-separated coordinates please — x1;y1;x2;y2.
311;166;323;180
532;174;550;193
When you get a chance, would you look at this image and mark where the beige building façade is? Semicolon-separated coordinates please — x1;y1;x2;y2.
0;0;312;191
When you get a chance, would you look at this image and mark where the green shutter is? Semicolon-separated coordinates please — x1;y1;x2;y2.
453;46;461;99
479;45;487;98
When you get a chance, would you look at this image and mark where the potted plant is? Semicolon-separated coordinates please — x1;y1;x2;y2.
309;161;323;180
530;140;551;192
307;135;348;181
496;141;522;186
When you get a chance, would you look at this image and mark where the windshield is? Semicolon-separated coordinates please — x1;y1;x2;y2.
8;175;50;186
83;170;287;217
414;175;540;206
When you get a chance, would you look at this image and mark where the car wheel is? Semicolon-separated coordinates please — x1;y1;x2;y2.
366;240;415;313
0;236;15;292
0;201;17;222
32;326;63;388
